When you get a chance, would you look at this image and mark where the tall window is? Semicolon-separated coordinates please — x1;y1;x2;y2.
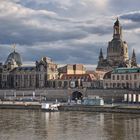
112;75;115;80
134;82;137;88
113;83;116;88
134;74;137;80
117;75;119;80
122;83;125;88
126;75;128;80
117;83;120;88
130;75;132;80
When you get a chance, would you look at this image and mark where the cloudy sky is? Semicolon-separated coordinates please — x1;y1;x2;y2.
0;0;140;69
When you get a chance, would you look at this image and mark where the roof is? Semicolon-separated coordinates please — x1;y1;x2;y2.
60;73;97;81
103;71;112;79
11;66;36;72
112;68;140;74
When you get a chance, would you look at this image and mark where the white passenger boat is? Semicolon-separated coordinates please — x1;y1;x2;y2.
41;102;60;112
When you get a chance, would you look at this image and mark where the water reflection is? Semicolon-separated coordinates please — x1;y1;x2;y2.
0;110;140;140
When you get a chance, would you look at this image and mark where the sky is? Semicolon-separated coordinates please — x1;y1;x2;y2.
0;0;140;69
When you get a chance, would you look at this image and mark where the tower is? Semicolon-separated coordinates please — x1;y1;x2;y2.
96;18;130;72
99;48;104;61
131;49;137;67
113;17;122;39
107;18;129;64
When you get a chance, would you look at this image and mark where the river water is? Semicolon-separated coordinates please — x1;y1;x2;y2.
0;109;140;140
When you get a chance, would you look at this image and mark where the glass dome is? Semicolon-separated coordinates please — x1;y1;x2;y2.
5;51;22;66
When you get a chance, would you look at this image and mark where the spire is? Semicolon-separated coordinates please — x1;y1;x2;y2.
13;44;16;52
99;48;104;60
113;17;122;39
131;49;137;67
132;49;136;58
114;17;120;26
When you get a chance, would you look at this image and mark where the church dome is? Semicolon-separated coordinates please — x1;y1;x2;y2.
5;51;22;66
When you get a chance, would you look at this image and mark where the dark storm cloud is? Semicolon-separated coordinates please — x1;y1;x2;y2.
109;0;140;14
0;28;88;45
0;1;111;46
118;11;140;32
120;11;140;22
16;41;107;65
77;25;112;35
0;15;88;45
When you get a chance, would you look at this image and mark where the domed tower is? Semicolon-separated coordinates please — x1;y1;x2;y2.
107;18;129;66
5;45;22;68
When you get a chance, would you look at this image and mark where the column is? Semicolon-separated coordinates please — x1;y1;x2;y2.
124;94;127;102
128;94;132;102
133;94;136;103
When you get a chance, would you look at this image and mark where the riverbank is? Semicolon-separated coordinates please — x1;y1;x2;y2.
58;104;140;114
0;101;41;110
0;101;140;114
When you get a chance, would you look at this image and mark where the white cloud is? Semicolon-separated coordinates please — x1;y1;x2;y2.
0;0;140;66
82;0;109;9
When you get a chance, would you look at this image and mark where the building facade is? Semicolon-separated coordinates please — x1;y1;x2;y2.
57;64;98;88
58;64;86;75
103;68;140;89
0;49;58;89
0;50;100;89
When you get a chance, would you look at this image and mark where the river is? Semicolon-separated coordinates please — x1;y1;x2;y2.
0;109;140;140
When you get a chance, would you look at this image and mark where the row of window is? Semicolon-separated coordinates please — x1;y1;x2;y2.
105;82;139;88
63;76;89;80
112;74;138;80
15;75;36;80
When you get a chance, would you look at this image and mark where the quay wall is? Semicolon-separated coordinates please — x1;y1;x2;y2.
0;103;41;110
58;105;140;114
0;89;129;102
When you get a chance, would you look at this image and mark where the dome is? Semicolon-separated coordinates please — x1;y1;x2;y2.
5;51;22;66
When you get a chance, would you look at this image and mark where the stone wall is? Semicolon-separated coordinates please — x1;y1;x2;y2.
0;89;130;103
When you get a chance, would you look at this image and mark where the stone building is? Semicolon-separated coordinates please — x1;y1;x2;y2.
0;48;22;88
58;64;86;76
57;64;99;88
96;18;137;72
103;67;140;89
36;57;58;88
0;48;58;89
10;66;36;89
